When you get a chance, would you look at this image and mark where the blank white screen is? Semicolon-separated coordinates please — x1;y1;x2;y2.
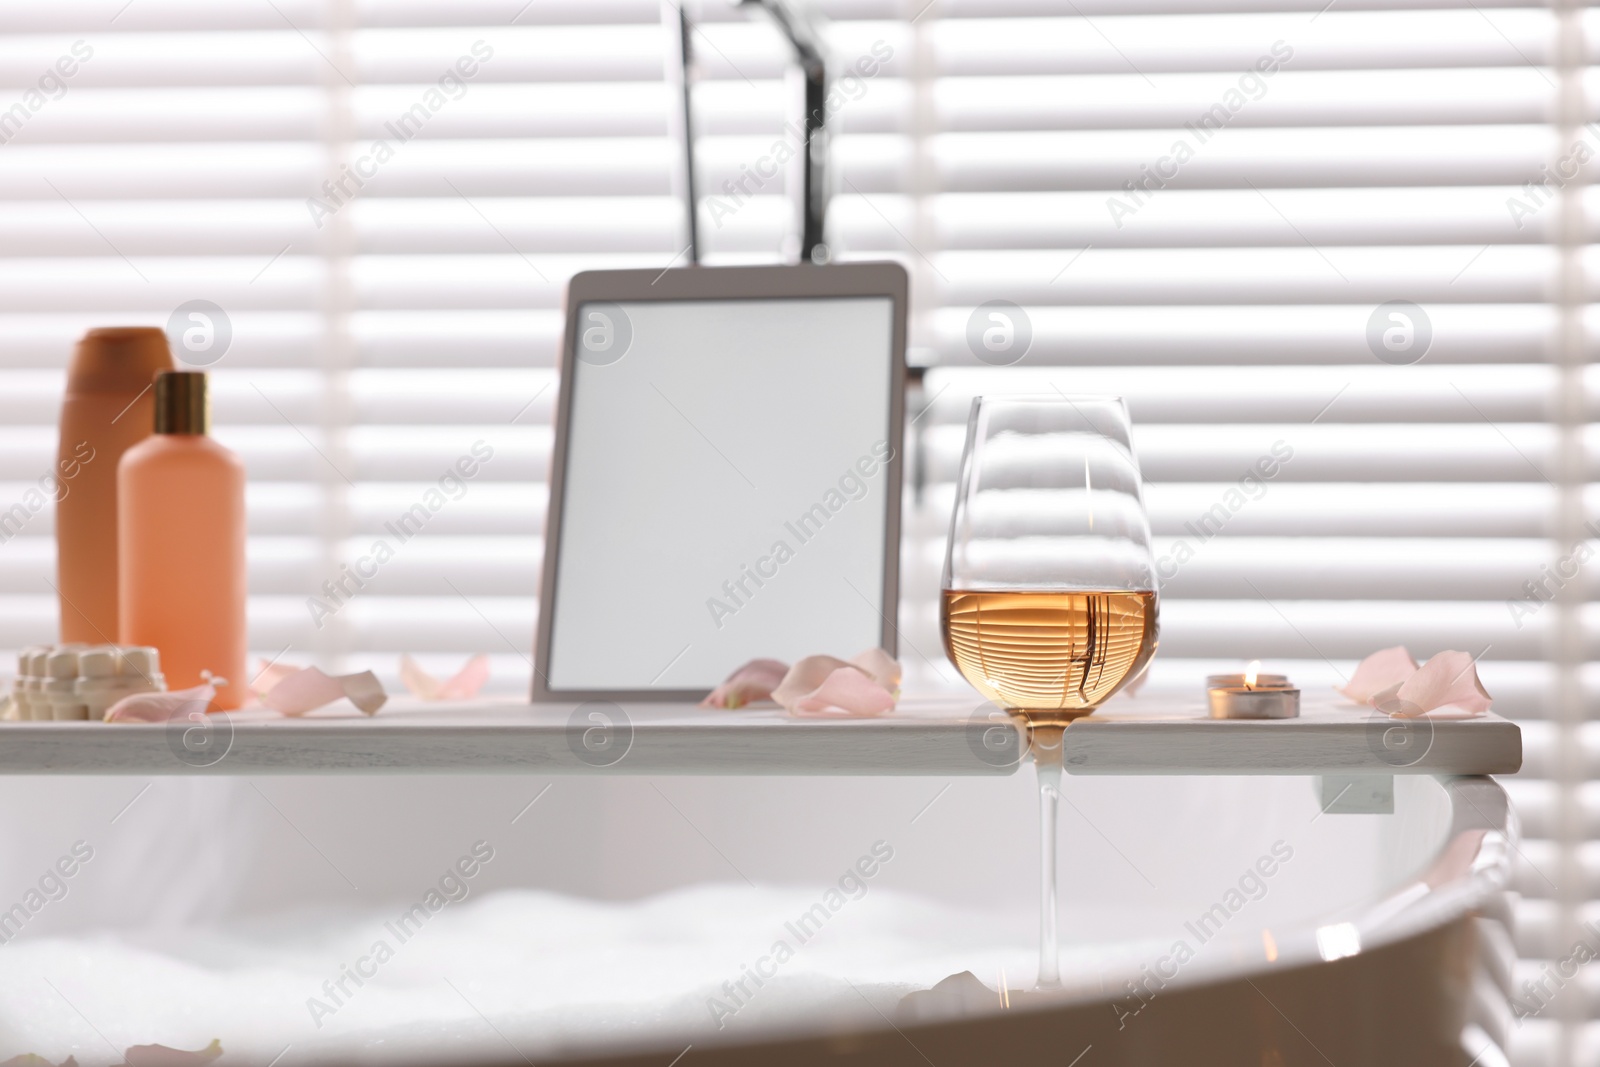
548;297;895;690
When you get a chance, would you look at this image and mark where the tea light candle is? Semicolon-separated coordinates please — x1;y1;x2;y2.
1207;661;1299;720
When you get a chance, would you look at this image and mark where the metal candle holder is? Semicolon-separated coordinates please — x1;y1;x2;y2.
1206;672;1300;719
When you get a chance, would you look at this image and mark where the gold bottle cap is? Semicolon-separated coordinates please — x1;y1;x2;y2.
153;370;209;435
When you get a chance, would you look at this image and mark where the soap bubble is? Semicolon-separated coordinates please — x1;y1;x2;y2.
965;300;1032;366
166;299;233;367
568;700;632;767
576;303;632;367
964;705;1026;769
1363;703;1432;768
1365;301;1431;365
165;702;234;768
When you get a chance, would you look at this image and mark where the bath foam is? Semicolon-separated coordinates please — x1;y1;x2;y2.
0;885;1052;1065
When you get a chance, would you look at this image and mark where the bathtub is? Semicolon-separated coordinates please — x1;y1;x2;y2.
0;749;1511;1066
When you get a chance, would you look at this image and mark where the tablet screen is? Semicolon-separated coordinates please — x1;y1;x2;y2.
546;295;897;691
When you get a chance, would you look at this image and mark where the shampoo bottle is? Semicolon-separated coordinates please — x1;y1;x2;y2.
118;371;246;710
56;327;174;642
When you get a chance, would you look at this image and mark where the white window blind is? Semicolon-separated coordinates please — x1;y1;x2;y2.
881;5;1593;1066
0;1;1588;1062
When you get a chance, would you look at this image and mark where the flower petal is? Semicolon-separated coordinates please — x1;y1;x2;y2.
399;654;491;701
249;659;300;697
436;654;491;700
850;648;902;694
399;654;439;700
116;1039;223;1067
1335;646;1419;704
702;658;790;709
791;666;898;718
260;667;387;716
772;655;858;711
1389;650;1492;717
105;683;216;723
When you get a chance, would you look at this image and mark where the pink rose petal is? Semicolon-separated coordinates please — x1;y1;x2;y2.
400;654;490;701
1389;650;1492;717
702;658;789;709
1336;645;1419;704
1369;680;1403;708
250;659;300;697
261;667;386;716
791;666;897;718
117;1039;223;1067
850;648;902;694
772;655;858;710
708;651;903;717
105;683;217;723
399;654;438;700
436;654;490;700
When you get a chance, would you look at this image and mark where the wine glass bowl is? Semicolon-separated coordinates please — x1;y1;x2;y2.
940;396;1159;723
942;589;1156;722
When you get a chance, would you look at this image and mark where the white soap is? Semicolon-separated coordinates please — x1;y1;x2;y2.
45;649;90;721
11;645;39;720
22;647;50;720
78;646;119;679
120;646;164;687
8;644;169;723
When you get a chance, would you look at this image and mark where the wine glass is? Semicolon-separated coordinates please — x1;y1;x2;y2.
942;395;1159;721
940;395;1159;989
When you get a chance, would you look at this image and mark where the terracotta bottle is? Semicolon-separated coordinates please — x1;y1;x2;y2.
118;371;247;710
56;328;174;643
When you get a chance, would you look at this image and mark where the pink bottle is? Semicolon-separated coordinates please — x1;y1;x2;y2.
118;371;246;710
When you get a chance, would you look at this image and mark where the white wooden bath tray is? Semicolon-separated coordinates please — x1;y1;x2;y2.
0;693;1520;776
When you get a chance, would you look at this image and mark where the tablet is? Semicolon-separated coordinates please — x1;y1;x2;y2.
534;262;908;700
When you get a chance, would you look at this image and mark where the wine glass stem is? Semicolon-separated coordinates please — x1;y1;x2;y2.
1033;724;1065;990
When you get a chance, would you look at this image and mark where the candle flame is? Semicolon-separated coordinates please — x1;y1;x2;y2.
1245;660;1261;689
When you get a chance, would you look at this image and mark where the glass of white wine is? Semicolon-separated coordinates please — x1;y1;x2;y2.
941;395;1159;989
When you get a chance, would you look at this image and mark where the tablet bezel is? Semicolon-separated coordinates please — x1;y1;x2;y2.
533;262;909;702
